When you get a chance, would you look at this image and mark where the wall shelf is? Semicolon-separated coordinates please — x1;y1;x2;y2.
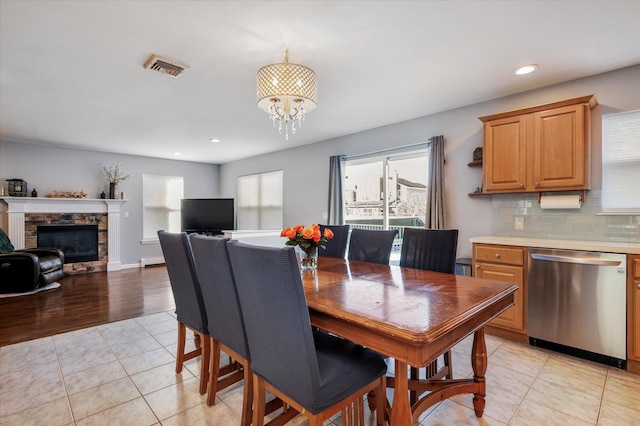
467;160;483;167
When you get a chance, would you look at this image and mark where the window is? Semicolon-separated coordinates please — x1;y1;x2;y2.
143;174;184;240
344;151;428;232
237;170;283;230
602;110;640;213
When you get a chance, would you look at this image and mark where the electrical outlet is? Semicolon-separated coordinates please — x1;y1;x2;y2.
515;217;524;230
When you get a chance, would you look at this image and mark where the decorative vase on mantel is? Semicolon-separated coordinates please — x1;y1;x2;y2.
298;246;319;272
109;183;116;199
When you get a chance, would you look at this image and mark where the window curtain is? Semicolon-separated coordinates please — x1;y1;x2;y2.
426;135;446;229
327;155;346;225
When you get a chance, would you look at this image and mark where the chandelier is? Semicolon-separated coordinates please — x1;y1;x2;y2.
257;49;317;140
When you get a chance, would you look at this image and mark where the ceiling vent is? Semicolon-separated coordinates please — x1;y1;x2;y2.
143;54;189;78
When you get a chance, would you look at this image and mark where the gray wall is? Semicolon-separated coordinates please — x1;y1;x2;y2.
0;141;220;265
220;65;640;258
2;65;638;263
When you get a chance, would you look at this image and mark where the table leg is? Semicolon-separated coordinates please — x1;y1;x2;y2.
471;327;488;417
390;359;411;425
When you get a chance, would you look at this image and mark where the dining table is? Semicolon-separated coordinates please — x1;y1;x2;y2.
300;257;518;426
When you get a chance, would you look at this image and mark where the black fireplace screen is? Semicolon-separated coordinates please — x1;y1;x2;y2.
37;224;99;263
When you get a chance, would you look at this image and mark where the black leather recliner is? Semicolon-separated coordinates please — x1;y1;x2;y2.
0;229;65;294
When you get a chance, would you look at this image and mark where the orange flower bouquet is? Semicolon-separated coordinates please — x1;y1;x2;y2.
281;224;334;270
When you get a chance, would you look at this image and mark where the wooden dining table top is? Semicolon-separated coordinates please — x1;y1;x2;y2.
301;257;517;365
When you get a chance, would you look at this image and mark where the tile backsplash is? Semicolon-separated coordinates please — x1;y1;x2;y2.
492;190;640;242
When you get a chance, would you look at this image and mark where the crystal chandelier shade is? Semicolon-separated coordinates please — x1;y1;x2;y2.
257;49;317;140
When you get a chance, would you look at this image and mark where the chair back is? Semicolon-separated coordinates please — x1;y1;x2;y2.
157;231;208;335
399;228;459;273
226;240;320;409
189;234;250;359
318;224;350;258
347;228;399;264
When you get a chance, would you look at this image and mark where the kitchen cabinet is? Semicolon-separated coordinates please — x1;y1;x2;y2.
479;95;597;194
471;236;640;372
473;244;526;339
629;255;640;374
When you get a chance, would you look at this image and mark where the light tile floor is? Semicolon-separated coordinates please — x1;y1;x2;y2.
1;310;640;425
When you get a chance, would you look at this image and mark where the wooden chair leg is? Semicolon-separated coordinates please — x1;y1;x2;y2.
375;376;386;426
309;415;323;426
176;322;186;373
252;375;266;426
207;339;221;406
241;360;253;426
366;389;376;411
193;330;201;349
199;333;210;395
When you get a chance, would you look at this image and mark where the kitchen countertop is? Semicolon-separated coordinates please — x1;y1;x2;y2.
470;236;640;254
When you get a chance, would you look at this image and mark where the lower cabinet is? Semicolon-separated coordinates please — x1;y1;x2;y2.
473;244;526;337
629;255;640;374
474;242;640;374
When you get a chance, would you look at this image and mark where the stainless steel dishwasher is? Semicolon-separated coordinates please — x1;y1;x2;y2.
527;247;627;368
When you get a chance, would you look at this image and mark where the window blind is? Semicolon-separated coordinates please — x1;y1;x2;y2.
143;174;184;239
601;110;640;213
237;170;283;230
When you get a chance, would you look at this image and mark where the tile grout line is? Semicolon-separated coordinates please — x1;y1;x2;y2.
504;348;549;425
515;352;602;425
104;320;170;425
594;367;612;425
50;334;78;424
83;322;162;424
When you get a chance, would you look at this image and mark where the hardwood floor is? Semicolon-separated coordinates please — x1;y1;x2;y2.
0;265;175;347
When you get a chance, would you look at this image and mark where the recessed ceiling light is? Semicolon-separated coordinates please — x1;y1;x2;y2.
173;152;182;156
513;64;539;75
210;138;221;143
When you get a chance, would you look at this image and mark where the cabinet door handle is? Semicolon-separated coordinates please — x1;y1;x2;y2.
637;283;640;289
535;181;540;187
519;183;525;188
475;264;480;269
495;254;501;259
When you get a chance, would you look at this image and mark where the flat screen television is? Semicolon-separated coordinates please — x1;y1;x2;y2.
181;198;235;235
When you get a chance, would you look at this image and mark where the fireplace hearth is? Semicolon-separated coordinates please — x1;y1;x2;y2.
37;224;99;263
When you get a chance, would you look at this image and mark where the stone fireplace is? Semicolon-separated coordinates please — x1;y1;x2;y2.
28;217;105;273
0;197;126;273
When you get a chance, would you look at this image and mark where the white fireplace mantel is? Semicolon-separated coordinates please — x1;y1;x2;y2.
0;197;127;271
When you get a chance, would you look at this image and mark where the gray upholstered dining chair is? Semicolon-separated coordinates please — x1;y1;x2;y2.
318;224;350;259
157;230;210;395
189;234;252;425
400;228;459;273
227;240;387;426
348;228;399;264
400;228;459;400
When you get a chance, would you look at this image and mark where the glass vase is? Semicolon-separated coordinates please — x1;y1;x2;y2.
298;246;318;271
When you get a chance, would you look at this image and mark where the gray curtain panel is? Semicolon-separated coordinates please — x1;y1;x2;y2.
426;135;446;229
327;155;346;225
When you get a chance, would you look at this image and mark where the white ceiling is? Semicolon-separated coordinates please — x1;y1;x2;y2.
1;1;639;164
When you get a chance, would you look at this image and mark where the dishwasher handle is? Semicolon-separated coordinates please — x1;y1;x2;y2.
530;253;621;266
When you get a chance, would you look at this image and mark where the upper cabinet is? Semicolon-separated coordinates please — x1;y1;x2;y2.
479;95;597;194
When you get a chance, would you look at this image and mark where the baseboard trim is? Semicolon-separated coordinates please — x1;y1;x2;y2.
484;325;528;343
627;358;640;375
140;257;165;267
121;263;141;270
